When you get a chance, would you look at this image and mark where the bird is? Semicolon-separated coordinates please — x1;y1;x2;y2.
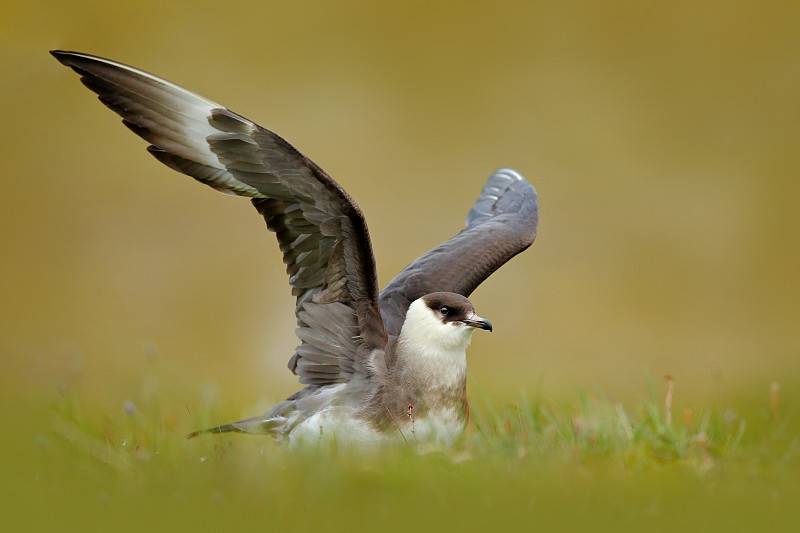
51;50;539;447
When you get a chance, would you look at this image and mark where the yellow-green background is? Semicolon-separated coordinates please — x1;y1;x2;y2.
2;0;798;452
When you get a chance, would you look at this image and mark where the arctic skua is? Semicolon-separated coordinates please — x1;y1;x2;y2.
51;51;539;446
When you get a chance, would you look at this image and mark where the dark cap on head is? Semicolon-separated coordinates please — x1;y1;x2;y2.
421;292;492;331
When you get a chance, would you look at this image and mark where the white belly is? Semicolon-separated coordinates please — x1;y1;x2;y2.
288;405;465;449
288;406;384;449
400;407;465;446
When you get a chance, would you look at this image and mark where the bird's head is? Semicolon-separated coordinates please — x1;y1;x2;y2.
399;292;492;352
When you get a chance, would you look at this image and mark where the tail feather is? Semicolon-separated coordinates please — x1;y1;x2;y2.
186;414;288;439
186;423;245;439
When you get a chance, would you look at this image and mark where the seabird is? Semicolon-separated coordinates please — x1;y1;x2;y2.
52;51;539;446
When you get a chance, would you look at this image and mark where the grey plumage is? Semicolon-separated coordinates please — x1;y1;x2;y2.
379;169;538;336
52;51;539;445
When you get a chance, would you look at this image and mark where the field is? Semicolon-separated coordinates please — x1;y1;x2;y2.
5;374;798;532
3;1;800;531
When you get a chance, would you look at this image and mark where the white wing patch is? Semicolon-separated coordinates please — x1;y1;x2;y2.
55;51;263;197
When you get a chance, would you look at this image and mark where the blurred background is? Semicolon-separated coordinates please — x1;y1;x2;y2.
1;0;798;426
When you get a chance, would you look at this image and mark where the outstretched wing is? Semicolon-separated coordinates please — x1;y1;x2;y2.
379;168;538;336
52;50;387;384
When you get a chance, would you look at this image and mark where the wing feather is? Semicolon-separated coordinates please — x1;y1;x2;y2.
379;168;539;336
53;50;388;384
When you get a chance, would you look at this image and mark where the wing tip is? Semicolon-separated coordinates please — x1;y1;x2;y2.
492;167;524;181
490;168;536;194
50;50;98;67
50;49;73;66
465;167;538;227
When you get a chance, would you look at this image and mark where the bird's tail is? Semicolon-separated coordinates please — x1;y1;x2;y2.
186;414;288;439
186;423;245;439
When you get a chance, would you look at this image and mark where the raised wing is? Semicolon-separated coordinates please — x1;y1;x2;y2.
52;50;387;384
379;169;538;336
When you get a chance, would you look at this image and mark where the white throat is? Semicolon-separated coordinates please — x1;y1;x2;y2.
397;299;476;362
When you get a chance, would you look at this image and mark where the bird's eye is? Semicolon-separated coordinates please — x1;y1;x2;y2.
439;306;450;316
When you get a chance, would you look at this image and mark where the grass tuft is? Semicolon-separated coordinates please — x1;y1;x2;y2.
5;377;799;532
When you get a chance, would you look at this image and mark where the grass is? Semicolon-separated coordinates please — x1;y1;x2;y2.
4;376;799;532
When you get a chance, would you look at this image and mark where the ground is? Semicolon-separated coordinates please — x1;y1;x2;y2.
5;377;798;533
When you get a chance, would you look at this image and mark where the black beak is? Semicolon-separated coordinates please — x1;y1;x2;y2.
464;316;493;332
